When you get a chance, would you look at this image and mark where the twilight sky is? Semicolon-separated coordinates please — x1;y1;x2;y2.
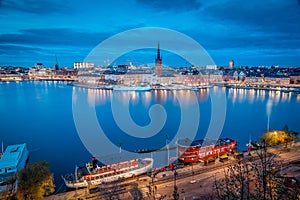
0;0;299;67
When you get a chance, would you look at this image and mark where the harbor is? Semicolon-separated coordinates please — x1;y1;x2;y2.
1;81;300;195
45;143;300;200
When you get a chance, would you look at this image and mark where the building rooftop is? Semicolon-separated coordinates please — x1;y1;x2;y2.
0;144;27;170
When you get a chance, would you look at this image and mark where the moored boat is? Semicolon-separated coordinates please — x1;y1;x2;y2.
62;157;153;188
113;85;152;91
0;143;29;195
177;138;236;163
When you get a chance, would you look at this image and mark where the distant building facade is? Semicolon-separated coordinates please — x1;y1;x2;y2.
74;62;95;69
206;65;217;70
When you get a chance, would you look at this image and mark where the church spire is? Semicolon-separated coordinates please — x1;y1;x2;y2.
55;55;59;70
155;42;162;76
157;42;161;60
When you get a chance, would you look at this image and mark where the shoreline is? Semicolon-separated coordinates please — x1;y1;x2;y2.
1;79;300;93
71;81;300;93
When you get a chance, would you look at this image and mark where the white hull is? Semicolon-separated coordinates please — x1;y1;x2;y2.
113;85;152;91
0;144;29;195
63;158;153;188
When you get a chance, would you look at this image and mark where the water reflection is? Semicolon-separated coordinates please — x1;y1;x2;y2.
259;90;266;102
227;87;293;104
196;89;209;102
248;89;255;104
266;98;273;131
153;90;168;104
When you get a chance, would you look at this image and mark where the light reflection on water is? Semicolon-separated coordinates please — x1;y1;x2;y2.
228;88;293;104
0;82;299;190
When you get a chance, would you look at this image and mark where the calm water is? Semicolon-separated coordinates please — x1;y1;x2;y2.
0;81;299;191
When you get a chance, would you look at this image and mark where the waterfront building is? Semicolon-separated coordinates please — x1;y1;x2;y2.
77;74;102;84
120;70;153;85
200;70;223;83
74;62;95;69
154;43;162;76
290;69;300;84
156;74;176;85
264;77;290;85
206;65;217;70
35;63;44;69
290;75;300;84
233;71;239;81
239;71;246;81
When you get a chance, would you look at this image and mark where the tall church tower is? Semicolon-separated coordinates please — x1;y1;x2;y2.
55;55;59;71
155;42;162;76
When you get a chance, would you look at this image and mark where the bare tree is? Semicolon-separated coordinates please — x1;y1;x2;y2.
214;144;299;200
97;179;122;200
129;183;143;200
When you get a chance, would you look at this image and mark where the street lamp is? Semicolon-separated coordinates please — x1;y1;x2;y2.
173;169;179;200
190;163;196;184
181;189;186;200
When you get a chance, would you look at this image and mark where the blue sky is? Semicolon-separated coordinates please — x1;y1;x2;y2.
0;0;299;67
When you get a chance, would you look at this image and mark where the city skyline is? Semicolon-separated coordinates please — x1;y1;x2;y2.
0;0;300;67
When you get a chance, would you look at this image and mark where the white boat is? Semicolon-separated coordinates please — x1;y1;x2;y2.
0;144;29;195
62;157;153;188
190;87;199;91
113;85;152;91
165;85;191;90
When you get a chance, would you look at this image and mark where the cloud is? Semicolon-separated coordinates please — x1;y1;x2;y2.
1;0;70;15
203;0;300;33
0;28;110;48
0;43;89;67
0;44;41;55
136;0;202;11
178;0;300;55
0;28;112;67
0;0;299;67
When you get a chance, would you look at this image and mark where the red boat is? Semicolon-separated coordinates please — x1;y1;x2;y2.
177;138;237;163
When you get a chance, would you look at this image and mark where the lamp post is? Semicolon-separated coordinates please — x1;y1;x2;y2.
173;169;179;200
148;171;156;200
166;134;170;164
181;189;186;200
191;163;196;184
